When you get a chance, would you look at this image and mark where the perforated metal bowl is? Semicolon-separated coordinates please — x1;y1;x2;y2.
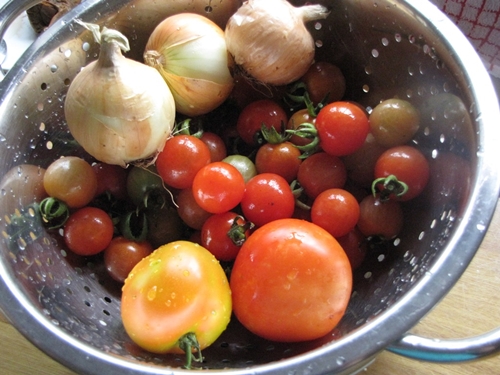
0;1;499;374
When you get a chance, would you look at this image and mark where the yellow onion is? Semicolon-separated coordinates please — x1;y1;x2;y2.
225;0;330;85
144;13;234;117
64;22;176;167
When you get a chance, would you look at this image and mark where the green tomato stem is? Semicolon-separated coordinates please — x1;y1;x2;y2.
39;197;70;229
178;332;203;369
371;174;409;201
227;216;254;246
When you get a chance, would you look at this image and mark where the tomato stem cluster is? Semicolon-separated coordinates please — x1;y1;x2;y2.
371;174;409;201
178;332;204;369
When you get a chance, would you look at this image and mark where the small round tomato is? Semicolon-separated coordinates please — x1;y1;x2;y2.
297;152;347;199
336;228;367;270
301;61;346;105
156;135;211;189
176;188;212;230
222;155;257;183
200;131;227;162
201;212;252;261
121;241;232;354
255;141;302;183
104;237;153;283
315;101;370;156
374;145;430;201
286;108;315;147
311;188;360;238
231;218;352;342
92;162;128;200
192;162;245;214
126;165;166;207
236;99;288;146
370;98;420;147
240;173;295;227
357;194;404;239
64;207;114;256
44;156;97;208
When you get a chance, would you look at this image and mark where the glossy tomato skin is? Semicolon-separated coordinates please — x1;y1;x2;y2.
315;101;370;156
44;156;97;208
121;241;232;354
374;145;430;201
104;237;153;283
286;108;315;147
64;207;114;256
236;99;288;146
301;62;346;105
240;173;295;227
176;188;212;230
156;135;211;189
200;132;227;162
92;162;128;200
254;141;302;183
231;218;352;342
357;194;404;239
192;162;245;214
201;212;251;261
311;188;360;238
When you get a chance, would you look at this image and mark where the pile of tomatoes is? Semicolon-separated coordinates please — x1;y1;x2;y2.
5;60;431;365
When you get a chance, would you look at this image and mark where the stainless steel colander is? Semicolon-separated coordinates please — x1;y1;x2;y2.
0;0;500;374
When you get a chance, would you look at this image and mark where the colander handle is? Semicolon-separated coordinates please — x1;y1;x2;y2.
0;0;41;72
388;328;500;362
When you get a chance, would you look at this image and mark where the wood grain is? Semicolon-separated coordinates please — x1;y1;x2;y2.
1;202;499;374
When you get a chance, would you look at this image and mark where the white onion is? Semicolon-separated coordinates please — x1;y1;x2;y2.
144;13;234;117
64;22;176;167
225;0;330;85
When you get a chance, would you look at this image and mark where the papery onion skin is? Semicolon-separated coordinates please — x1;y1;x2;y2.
65;25;176;167
144;13;234;117
225;0;330;86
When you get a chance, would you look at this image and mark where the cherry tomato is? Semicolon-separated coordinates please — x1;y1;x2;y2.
92;162;128;200
176;188;212;230
311;188;360;238
254;141;302;183
200;131;227;162
222;155;257;183
236;99;288;146
374;145;430;201
156;135;211;189
104;237;153;283
44;156;97;208
357;194;404;239
336;227;367;270
126;165;166;207
231;218;352;342
301;61;346;105
64;207;114;256
201;212;252;261
121;241;232;355
192;162;245;214
315;101;370;156
240;173;295;227
297;152;347;199
369;98;420;147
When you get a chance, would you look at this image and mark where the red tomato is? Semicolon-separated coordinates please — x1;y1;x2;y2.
156;135;211;189
301;61;346;105
336;228;367;270
236;99;288;146
192;162;245;214
121;241;232;354
104;237;153;283
297;152;347;199
231;218;352;342
200;131;227;162
254;141;302;183
64;207;114;256
374;145;430;201
286;108;315;147
240;173;295;227
357;194;404;239
315;101;370;156
311;188;360;238
201;212;252;261
176;188;212;230
44;156;97;208
92;162;128;200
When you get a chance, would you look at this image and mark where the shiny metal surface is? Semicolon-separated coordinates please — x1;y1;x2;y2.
0;0;499;374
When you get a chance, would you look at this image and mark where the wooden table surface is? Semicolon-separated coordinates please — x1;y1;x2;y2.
1;201;500;375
